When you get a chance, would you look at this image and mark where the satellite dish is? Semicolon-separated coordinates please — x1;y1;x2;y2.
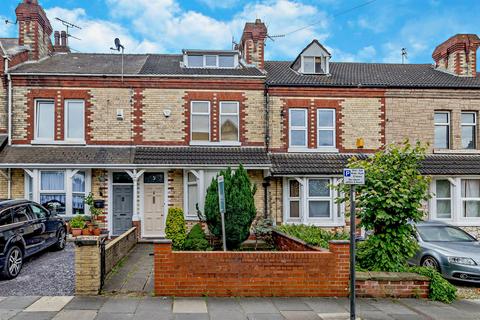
110;38;124;52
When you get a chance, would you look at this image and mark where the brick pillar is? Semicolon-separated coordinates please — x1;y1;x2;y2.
154;239;174;296
132;221;141;239
74;235;106;295
328;240;350;296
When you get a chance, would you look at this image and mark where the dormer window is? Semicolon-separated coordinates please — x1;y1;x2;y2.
183;50;238;68
291;40;331;75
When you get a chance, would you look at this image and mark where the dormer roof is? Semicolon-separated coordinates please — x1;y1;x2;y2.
291;39;331;68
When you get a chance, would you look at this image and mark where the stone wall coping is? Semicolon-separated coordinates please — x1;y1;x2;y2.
154;238;173;244
105;227;136;250
356;271;429;282
272;229;326;251
329;240;350;244
74;234;107;246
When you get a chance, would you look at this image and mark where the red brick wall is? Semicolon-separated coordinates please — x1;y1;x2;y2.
154;240;350;297
356;279;429;299
272;230;320;251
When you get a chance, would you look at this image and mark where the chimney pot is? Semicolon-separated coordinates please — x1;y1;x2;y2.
54;31;60;46
60;30;67;47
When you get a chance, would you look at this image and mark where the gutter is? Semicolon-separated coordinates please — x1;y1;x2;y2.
7;64;12;146
8;72;266;79
0;163;272;170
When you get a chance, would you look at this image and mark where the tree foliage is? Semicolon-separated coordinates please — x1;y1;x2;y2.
336;141;431;271
200;165;257;249
165;207;187;250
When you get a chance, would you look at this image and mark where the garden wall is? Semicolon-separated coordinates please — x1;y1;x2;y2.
105;227;137;274
272;230;320;251
154;239;350;297
356;272;430;298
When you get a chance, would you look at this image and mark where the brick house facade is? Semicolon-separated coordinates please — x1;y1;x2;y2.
1;0;480;238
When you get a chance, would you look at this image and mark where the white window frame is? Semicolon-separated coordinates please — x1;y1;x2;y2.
183;169;221;220
283;176;344;227
26;169;91;217
34;99;55;142
434;111;450;149
306;178;333;221
317;109;336;150
288;108;308;150
430;177;480;226
461;111;476;150
286;179;302;221
204;55;218;67
301;56;327;74
430;179;453;220
64;99;85;143
190;101;211;143
219;101;240;142
185;54;238;68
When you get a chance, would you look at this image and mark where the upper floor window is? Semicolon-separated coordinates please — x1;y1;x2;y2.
434;112;450;149
65;100;85;141
317;109;335;148
220;102;239;142
35;100;55;140
289;109;307;148
461;112;476;149
187;55;203;68
303;56;325;74
184;52;237;68
191;101;210;141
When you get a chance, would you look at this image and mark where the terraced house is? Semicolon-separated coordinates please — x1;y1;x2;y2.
1;0;480;238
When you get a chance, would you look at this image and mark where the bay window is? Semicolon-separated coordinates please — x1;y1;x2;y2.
220;102;239;141
461;179;480;218
289;109;307;148
35;100;55;141
285;177;343;226
433;179;452;219
317;109;335;148
183;169;220;219
25;169;90;216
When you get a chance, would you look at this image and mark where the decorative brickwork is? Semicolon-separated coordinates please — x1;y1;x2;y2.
154;239;350;297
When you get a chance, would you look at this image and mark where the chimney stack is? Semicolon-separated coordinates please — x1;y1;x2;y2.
432;34;480;77
15;0;53;60
54;31;60;46
239;19;267;70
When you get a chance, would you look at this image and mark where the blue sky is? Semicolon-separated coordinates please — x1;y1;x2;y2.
1;0;479;64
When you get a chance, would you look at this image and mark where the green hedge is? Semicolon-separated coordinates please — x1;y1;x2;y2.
276;224;349;249
183;223;211;251
409;266;457;303
165;207;187;250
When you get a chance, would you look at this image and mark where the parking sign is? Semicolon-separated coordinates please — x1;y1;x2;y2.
343;168;365;185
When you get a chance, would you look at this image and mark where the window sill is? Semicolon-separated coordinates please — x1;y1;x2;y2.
433;149;480;154
189;141;241;146
287;147;338;153
31;140;86;146
184;216;200;221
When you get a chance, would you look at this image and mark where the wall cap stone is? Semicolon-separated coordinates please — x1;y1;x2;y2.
154;238;172;244
356;271;429;282
329;240;350;244
74;234;107;246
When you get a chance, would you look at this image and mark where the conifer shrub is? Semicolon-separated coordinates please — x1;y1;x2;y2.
165;207;187;250
183;223;210;251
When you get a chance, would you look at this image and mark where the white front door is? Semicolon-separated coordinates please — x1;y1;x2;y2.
143;183;165;237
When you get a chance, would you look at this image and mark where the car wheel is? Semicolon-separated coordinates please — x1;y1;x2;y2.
52;228;67;251
2;246;23;279
421;256;440;272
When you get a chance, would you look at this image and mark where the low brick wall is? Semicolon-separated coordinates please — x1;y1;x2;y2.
356;271;430;298
154;239;350;297
74;235;107;295
272;230;321;251
105;227;137;275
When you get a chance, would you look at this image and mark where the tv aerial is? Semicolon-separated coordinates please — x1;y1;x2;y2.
55;17;82;41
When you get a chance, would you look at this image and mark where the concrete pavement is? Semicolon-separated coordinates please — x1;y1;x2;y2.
0;295;479;320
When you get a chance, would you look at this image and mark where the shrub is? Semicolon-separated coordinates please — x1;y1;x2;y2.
252;217;275;249
183;224;210;251
409;266;457;303
165;207;187;250
335;141;431;272
277;224;349;249
69;215;85;229
200;165;257;249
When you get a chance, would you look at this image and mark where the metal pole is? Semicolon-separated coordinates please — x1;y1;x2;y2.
221;211;227;252
350;185;356;320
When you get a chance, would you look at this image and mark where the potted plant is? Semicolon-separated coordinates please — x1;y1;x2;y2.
85;193;103;236
70;215;85;237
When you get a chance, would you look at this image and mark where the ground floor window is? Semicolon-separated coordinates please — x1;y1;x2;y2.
284;177;344;226
24;169;91;216
431;177;480;224
183;169;220;219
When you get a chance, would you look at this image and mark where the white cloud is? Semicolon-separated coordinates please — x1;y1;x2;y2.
197;0;239;10
45;7;162;53
331;45;377;62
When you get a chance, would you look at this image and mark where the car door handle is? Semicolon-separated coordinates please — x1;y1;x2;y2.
18;228;25;234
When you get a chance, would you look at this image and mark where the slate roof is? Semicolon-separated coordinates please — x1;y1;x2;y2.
270;153;480;175
265;61;480;89
134;147;270;167
9;53;264;77
0;146;134;166
0;38;28;57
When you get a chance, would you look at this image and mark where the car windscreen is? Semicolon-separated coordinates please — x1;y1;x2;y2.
417;226;476;242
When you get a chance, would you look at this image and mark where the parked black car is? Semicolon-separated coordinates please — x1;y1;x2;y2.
0;200;67;279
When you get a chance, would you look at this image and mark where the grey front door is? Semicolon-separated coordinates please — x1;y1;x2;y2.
113;185;133;235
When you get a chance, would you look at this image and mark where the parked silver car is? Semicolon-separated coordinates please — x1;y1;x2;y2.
410;221;480;283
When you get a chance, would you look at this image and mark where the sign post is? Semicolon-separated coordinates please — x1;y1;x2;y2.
343;168;365;320
218;175;227;252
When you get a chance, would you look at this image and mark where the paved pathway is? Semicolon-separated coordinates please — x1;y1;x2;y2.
102;243;154;295
0;296;479;320
0;243;74;296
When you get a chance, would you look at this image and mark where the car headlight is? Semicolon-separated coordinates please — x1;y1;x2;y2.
447;257;477;266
